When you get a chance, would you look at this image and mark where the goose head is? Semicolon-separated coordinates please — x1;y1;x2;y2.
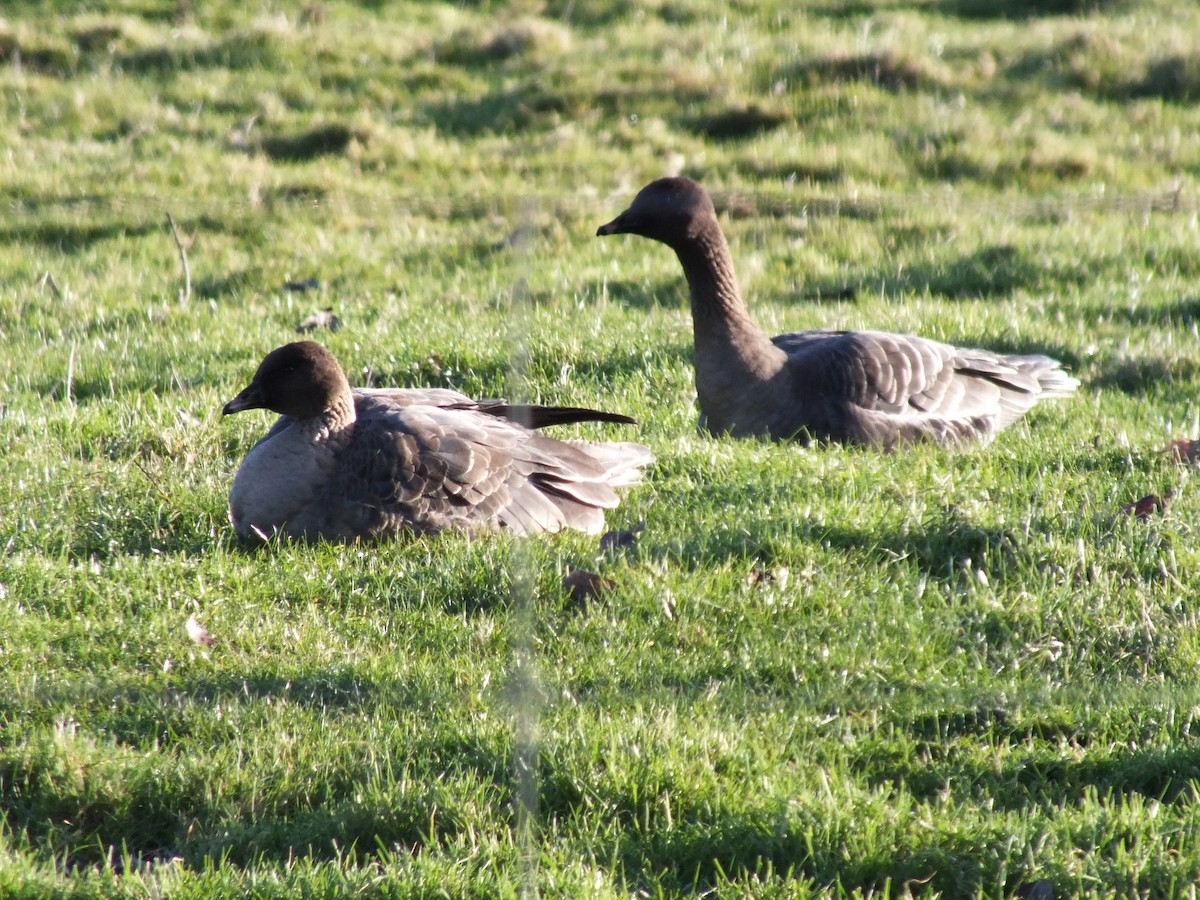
596;177;717;249
223;341;350;419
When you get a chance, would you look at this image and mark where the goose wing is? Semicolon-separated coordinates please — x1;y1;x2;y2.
302;394;650;539
354;387;636;428
776;329;1071;445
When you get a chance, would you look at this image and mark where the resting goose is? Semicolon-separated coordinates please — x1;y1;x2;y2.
597;177;1078;448
222;341;652;541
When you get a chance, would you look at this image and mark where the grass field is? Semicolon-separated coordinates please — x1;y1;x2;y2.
3;0;1200;896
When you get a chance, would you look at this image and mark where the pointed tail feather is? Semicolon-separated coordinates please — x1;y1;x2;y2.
480;403;638;429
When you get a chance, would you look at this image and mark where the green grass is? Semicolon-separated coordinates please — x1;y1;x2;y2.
4;0;1200;896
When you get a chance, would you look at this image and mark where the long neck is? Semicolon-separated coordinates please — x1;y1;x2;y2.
670;219;790;436
673;221;786;377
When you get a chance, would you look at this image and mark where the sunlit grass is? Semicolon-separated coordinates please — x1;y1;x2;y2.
3;0;1200;897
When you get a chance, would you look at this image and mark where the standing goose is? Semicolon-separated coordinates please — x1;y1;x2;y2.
222;341;652;541
597;177;1078;448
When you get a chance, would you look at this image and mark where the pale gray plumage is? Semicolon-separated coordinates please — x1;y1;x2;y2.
597;177;1078;448
222;341;652;542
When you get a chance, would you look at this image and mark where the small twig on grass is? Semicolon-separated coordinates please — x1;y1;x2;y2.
166;212;192;305
65;341;77;406
40;271;63;301
132;457;172;502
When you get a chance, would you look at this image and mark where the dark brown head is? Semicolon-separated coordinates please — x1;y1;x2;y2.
222;341;350;419
596;177;717;248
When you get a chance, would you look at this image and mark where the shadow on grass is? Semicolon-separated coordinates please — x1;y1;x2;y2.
1108;295;1200;328
856;243;1122;303
783;50;944;92
0;219;162;252
585;276;687;312
0;212;263;253
995;741;1200;805
1;670;505;869
887;510;1030;582
1129;55;1200;104
575;245;1095;335
802;0;1115;18
736;157;846;186
0;35;75;75
367;340;692;400
0;670;417;742
259;124;357;162
14;661;1183;895
16;505;226;563
115;31;282;75
418;82;579;136
858;716;1200;810
1009;40;1200;105
609;814;820;896
3;28;294;81
539;757;1002;896
192;268;263;300
892;244;1035;298
14;692;1179;897
1090;355;1200;396
3;756;479;876
939;0;1118;17
419;76;723;137
606;229;1117;309
189;792;468;868
657;481;1051;589
176;671;416;713
686;105;789;141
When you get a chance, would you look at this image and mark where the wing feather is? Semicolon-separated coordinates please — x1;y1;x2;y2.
275;392;650;539
773;328;1077;446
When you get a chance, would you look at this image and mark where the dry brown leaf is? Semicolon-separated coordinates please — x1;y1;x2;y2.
600;520;645;554
563;569;615;607
1167;438;1200;466
1016;879;1054;900
1120;489;1176;520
